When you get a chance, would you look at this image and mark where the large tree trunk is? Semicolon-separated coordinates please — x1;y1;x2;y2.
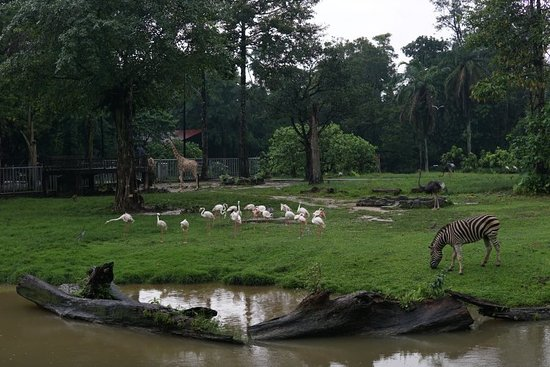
308;103;322;185
16;266;241;344
112;86;139;212
423;136;429;172
238;22;249;178
200;70;209;180
248;291;473;340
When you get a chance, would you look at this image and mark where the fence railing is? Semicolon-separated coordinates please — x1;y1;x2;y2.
154;157;260;182
0;157;260;195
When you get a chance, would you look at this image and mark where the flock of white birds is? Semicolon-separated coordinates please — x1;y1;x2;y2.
104;201;327;242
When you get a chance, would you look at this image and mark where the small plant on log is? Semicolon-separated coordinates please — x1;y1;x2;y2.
305;263;324;293
400;272;447;309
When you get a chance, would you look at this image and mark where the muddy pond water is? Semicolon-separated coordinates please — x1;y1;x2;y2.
1;283;549;367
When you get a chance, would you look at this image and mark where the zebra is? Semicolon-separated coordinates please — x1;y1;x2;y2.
429;215;501;275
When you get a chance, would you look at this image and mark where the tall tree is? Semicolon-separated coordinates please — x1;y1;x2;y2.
1;0;221;210
431;0;474;46
469;0;550;189
399;62;440;172
445;48;487;154
222;0;320;178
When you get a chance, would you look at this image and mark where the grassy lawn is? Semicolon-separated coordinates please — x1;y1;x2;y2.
0;172;548;307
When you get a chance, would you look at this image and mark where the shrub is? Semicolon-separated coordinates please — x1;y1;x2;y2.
266;123;378;177
440;145;464;168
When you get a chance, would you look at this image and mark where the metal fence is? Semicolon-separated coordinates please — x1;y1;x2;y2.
154;157;260;182
0;157;260;195
0;166;47;194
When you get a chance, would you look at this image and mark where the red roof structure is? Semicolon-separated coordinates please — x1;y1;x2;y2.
174;129;202;140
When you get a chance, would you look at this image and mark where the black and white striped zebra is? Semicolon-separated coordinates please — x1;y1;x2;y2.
429;215;501;275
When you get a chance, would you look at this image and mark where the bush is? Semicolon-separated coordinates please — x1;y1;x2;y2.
461;152;479;172
440;145;464;168
478;147;518;172
266;123;378;177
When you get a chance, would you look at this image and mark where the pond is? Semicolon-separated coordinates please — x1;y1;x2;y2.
1;284;549;367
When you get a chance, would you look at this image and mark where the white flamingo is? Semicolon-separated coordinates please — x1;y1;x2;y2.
212;203;227;218
180;219;189;243
284;209;296;225
230;210;242;237
105;213;134;235
261;208;273;220
313;208;326;218
295;212;307;237
297;202;309;218
280;203;292;212
200;207;215;230
312;215;326;236
156;213;167;242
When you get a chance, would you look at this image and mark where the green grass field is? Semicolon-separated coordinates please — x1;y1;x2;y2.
1;172;548;307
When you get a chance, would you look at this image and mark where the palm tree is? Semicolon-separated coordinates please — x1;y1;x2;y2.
399;62;439;172
445;48;487;155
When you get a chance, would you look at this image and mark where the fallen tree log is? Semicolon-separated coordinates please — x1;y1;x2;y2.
448;291;550;321
16;273;242;344
248;291;473;340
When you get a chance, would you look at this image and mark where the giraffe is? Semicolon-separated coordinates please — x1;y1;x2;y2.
145;157;156;189
164;139;199;190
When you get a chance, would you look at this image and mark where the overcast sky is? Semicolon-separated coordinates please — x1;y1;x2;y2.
314;0;449;61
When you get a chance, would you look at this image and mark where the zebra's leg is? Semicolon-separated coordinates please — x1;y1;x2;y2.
448;247;457;272
491;235;501;266
481;237;493;267
454;245;465;275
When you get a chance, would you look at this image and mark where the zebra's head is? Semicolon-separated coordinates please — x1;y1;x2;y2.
429;244;443;269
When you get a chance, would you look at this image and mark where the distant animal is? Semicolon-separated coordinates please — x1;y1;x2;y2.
156;213;167;242
243;203;256;211
180;219;189;243
311;214;326;236
429;215;501;275
230;210;242;237
261;209;272;219
297;202;309;218
199;207;215;230
280;203;292;212
441;162;455;176
284;209;296;225
413;170;445;209
294;212;307;237
312;208;326;218
212;203;227;218
105;213;134;234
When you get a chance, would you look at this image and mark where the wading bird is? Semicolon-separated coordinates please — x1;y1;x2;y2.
180;219;189;243
156;213;167;242
105;213;134;235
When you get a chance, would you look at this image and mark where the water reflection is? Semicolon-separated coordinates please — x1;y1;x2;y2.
1;284;549;367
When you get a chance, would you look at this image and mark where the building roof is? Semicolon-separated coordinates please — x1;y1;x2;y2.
174;129;202;140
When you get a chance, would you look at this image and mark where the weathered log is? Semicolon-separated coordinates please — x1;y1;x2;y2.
356;195;450;209
248;291;473;340
16;274;242;344
448;291;550;321
372;188;402;195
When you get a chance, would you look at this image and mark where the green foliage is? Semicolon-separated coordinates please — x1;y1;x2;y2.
510;108;550;193
400;272;447;309
266;123;377;177
461;152;479;172
148;140;202;159
440;145;464;167
478;147;518;172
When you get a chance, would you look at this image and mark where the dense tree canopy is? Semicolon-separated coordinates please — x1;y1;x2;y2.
1;0;549;194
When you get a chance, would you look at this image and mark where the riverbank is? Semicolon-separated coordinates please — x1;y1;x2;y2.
0;173;548;307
